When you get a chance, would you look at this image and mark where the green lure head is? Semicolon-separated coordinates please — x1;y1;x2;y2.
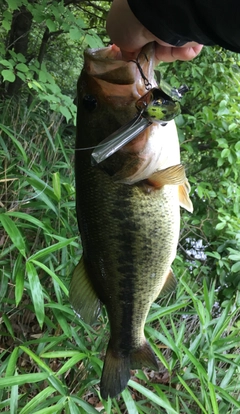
136;88;181;123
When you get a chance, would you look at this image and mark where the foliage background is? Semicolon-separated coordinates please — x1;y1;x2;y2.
0;1;240;413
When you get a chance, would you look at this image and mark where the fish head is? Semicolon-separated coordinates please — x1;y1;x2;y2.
76;43;181;183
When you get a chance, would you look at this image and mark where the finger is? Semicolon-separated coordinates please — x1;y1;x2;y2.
171;44;203;61
155;43;203;63
155;45;179;63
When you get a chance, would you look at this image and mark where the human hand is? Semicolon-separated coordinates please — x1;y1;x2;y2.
106;0;203;63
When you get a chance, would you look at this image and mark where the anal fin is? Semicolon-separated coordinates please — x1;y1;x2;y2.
69;256;101;325
159;268;177;297
179;181;193;212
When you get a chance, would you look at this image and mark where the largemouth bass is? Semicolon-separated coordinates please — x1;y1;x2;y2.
70;43;193;399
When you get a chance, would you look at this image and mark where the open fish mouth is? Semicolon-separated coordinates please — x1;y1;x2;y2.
83;43;156;95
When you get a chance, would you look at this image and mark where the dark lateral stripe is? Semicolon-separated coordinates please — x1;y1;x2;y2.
113;191;139;355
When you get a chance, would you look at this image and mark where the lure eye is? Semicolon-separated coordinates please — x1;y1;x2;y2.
82;94;97;111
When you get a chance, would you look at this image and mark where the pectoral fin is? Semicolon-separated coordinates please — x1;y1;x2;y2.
179;181;193;213
146;164;186;189
159;269;177;296
69;256;101;325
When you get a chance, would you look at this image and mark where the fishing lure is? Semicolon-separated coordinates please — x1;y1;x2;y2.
91;81;188;165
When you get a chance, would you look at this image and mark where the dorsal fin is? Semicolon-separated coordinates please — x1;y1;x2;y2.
69;256;101;325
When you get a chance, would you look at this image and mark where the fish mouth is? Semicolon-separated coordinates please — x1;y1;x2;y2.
83;43;156;95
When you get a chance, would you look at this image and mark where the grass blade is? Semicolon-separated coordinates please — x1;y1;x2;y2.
208;382;219;414
19;386;56;414
0;214;26;257
6;348;19;377
31;259;68;296
0;373;49;388
28;238;76;261
177;375;208;414
128;380;178;414
26;262;45;328
122;388;138;414
13;254;25;305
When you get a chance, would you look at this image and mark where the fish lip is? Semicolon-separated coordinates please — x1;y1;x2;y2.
83;43;156;94
84;44;123;61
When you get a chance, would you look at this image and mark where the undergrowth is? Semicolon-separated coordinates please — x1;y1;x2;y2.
0;100;240;413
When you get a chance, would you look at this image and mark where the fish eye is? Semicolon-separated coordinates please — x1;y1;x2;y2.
82;94;97;111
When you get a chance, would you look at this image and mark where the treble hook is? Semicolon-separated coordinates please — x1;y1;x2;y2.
128;54;152;90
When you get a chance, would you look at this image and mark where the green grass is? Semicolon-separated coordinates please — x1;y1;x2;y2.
1;100;240;413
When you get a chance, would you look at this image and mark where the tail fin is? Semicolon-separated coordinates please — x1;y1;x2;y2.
100;340;158;399
100;341;130;399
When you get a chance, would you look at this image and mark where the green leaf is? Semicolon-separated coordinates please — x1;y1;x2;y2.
16;63;29;73
0;373;49;389
56;353;86;376
177;375;208;414
229;253;240;261
1;69;16;82
181;345;208;379
6;0;19;9
28;238;76;261
6;212;51;233
85;33;104;48
215;222;226;230
40;351;82;358
27;403;65;414
59;105;72;122
0;214;26;257
231;262;240;272
0;59;13;68
20;346;52;374
52;172;61;201
206;251;221;260
26;262;45;328
67;399;82;414
214;385;240;408
46;376;67;396
17;71;26;82
128;380;178;414
31;260;68;296
19;387;55;414
122;388;138;414
69;27;82;41
147;302;188;322
228;123;238;131
208;382;219;414
13;254;25;305
70;396;102;413
221;148;230;158
46;19;57;32
0;124;28;163
10;372;18;414
6;348;19;377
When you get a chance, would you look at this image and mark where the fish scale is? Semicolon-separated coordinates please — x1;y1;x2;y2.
70;42;193;399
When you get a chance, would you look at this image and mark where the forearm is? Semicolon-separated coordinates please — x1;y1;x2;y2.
107;0;240;54
106;0;203;62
